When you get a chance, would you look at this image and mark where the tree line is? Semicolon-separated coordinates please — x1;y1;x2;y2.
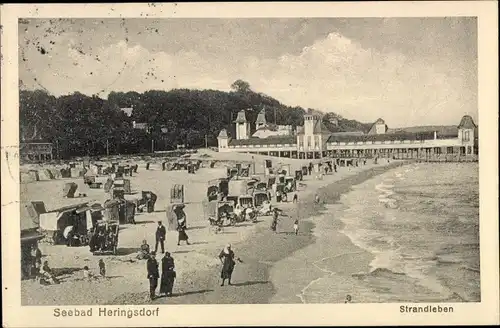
19;80;371;159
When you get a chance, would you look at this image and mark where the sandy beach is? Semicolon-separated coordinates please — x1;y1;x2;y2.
21;151;407;305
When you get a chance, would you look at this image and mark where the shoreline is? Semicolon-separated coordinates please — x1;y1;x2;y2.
108;160;409;305
21;156;408;306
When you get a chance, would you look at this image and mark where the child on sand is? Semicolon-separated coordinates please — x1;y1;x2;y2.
83;266;94;281
293;219;299;235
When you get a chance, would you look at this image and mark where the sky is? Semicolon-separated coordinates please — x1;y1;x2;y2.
19;17;478;127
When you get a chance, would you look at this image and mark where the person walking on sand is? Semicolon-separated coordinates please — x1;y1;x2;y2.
218;244;242;286
271;208;281;233
345;294;352;303
159;252;176;297
293;219;299;235
293;193;298;203
98;259;106;277
147;252;160;300
177;223;190;246
314;194;321;204
155;221;166;254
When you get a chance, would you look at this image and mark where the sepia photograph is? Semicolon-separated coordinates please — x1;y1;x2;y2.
1;2;498;327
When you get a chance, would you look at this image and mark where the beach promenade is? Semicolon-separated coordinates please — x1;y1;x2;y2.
21;153;408;305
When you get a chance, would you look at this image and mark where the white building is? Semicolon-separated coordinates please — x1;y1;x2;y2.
218;112;478;161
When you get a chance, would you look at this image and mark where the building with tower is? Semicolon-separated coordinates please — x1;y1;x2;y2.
217;112;478;161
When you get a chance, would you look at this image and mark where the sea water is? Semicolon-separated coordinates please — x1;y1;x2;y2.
275;162;480;303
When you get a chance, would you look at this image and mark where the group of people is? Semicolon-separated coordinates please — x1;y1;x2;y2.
146;251;176;300
154;220;190;254
89;225;117;253
25;246;59;285
82;259;106;280
269;207;301;235
144;242;243;300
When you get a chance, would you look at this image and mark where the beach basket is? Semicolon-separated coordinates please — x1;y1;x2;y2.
63;182;78;198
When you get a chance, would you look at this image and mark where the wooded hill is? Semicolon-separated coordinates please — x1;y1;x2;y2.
19;80;372;158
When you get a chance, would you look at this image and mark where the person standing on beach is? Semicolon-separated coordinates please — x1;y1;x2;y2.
177;223;190;246
98;259;106;277
218;244;242;286
293;219;299;235
147;252;160;300
293;193;298;203
314;194;321;204
159;252;176;297
271;208;281;233
155;221;166;254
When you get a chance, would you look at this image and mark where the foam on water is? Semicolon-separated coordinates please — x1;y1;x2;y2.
292;162;480;303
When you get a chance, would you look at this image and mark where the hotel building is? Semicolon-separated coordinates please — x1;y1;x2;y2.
217;109;478;161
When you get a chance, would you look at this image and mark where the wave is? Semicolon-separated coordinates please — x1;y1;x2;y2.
352;267;407;278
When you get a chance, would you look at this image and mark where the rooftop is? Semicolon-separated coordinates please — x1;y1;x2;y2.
120;107;134;117
327;130;455;143
386;125;459;138
458;115;477;129
234;110;248;123
229;135;296;146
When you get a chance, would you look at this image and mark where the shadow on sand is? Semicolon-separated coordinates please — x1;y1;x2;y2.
172;250;191;254
53;267;83;277
231;280;269;287
186;225;206;231
115;247;139;256
189;241;209;245
171;289;214;297
135;220;156;225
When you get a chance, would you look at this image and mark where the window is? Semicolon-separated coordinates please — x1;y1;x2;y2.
314;136;320;146
447;147;454;154
299;136;304;147
460;147;466;155
434;147;441;154
464;131;470;142
467;146;472;154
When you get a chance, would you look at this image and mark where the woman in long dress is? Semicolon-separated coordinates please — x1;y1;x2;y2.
218;244;241;286
177;218;190;246
159;252;176;297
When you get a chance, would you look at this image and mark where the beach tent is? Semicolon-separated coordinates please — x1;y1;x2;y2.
104;178;114;193
103;199;120;222
170;184;184;204
50;168;62;179
70;168;85;178
38;169;54;181
141;191;158;213
278;164;291;176
166;203;186;231
112;188;125;200
63;182;78;198
113;200;136;224
75;202;105;229
39;202;89;244
60;168;71;178
228;179;250;197
28;170;40;181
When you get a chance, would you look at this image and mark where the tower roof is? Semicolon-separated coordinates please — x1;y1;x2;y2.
457;115;477;129
256;107;267;125
234;110;248;123
218;129;228;139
